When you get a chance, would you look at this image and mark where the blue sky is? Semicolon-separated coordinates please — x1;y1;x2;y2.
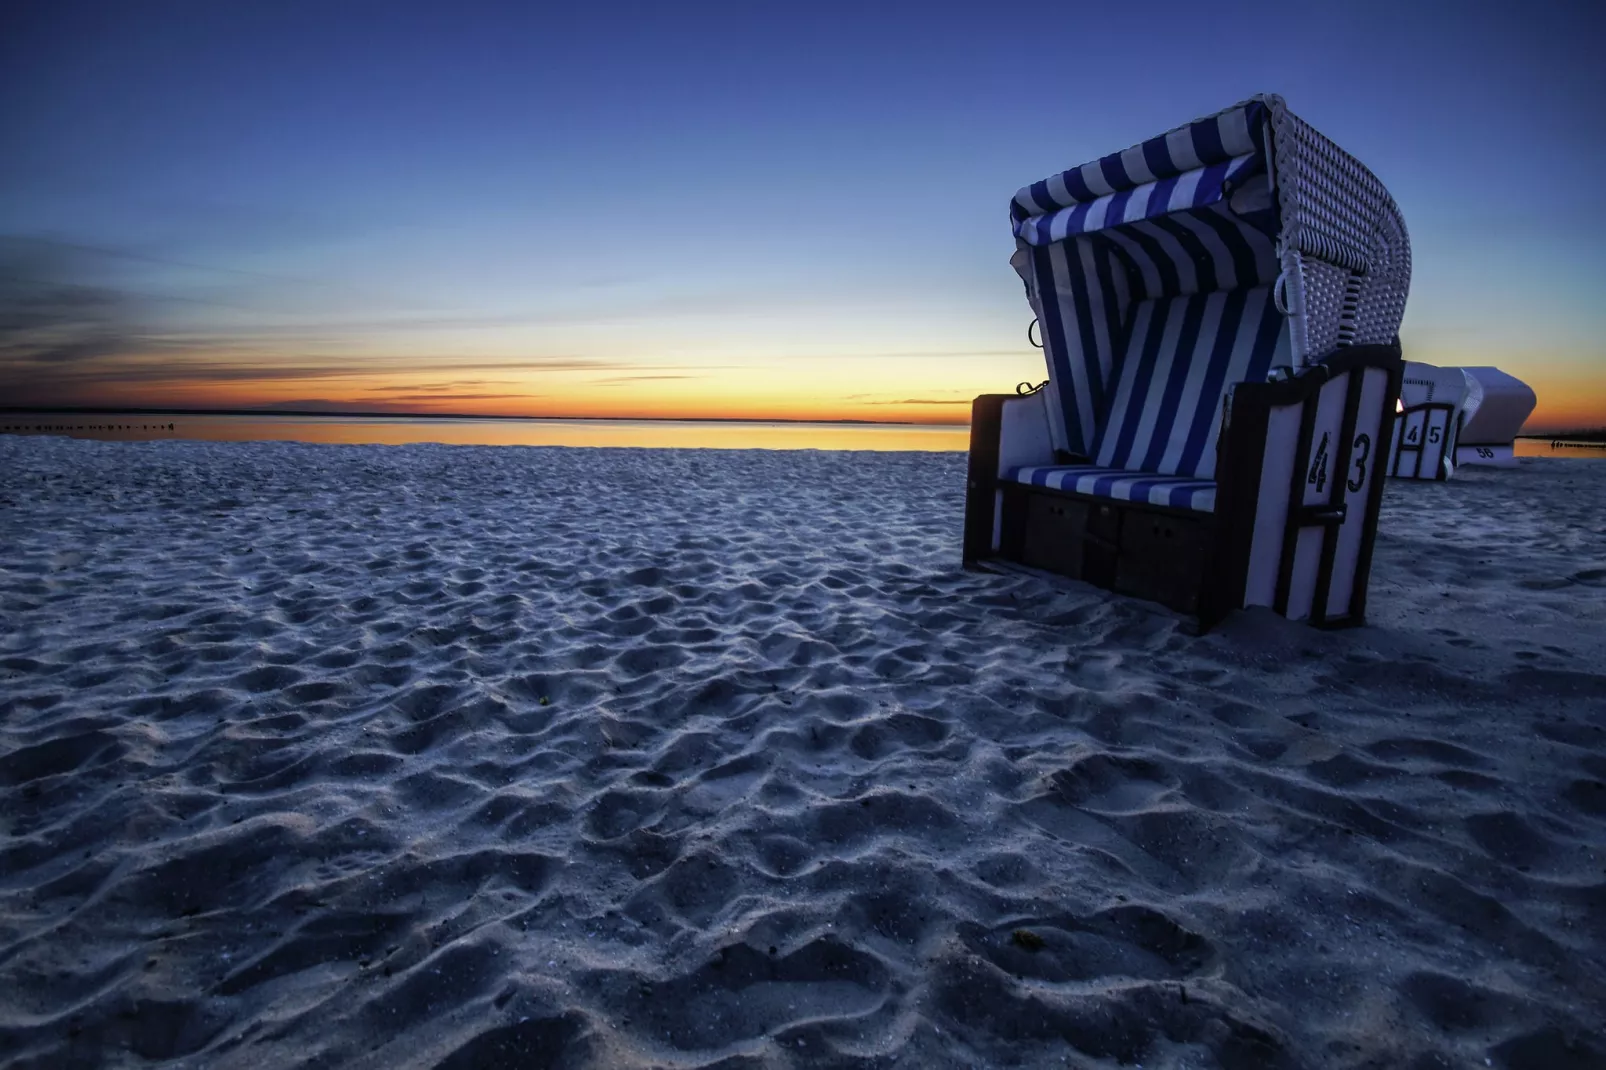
2;0;1601;426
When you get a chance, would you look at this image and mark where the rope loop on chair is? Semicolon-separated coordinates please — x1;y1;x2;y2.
1016;380;1047;396
1273;272;1291;315
1027;317;1042;349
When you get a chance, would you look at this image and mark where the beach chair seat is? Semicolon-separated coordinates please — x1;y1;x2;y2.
1004;464;1218;512
964;95;1410;631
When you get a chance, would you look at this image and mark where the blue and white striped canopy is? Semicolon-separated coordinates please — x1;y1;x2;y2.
1012;98;1286;461
1011;99;1268;243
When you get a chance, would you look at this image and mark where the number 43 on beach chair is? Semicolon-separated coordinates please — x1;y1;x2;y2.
964;95;1410;632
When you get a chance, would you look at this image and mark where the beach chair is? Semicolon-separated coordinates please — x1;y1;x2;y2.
1449;367;1536;468
964;95;1410;631
1388;364;1537;477
1388;362;1471;480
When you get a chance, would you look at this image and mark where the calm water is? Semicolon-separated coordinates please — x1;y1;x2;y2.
0;412;970;451
3;412;1600;457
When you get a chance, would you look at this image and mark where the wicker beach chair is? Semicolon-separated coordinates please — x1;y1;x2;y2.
1388;364;1537;478
964;95;1410;630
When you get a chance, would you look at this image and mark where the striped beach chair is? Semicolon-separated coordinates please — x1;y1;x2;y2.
964;95;1410;630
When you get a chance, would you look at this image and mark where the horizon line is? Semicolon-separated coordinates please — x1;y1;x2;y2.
0;405;968;428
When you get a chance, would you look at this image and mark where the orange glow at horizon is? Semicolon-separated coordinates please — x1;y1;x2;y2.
31;348;1039;426
20;342;1602;432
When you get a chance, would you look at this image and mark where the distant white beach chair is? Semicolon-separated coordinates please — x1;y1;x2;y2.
965;95;1410;630
1453;366;1537;468
1387;363;1471;480
1387;364;1538;478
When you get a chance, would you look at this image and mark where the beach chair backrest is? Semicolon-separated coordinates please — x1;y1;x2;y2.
1092;286;1292;478
1011;96;1411;463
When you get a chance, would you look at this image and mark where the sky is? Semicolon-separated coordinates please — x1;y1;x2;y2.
2;0;1602;431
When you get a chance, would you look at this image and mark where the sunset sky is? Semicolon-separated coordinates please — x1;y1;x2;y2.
2;1;1602;431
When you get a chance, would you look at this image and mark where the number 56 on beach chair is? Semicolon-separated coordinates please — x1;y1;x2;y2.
964;96;1409;631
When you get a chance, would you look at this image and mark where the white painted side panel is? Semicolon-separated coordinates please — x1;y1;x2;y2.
1283;375;1349;620
997;392;1056;476
1455;443;1517;468
1325;366;1388;618
1244;404;1302;608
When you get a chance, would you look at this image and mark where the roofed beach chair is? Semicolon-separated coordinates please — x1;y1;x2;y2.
1388;362;1472;480
1388;364;1538;477
964;95;1410;631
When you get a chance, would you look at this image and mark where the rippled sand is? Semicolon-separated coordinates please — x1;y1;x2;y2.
1;439;1602;1069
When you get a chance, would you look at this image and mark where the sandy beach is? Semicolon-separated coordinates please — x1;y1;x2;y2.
1;437;1602;1070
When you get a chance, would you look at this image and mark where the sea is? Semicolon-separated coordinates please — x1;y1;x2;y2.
2;411;1600;456
0;412;970;452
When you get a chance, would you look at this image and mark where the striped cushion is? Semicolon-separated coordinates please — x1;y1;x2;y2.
1092;284;1289;479
1007;464;1217;513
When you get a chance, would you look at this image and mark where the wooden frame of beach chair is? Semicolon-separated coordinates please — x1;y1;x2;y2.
964;95;1410;631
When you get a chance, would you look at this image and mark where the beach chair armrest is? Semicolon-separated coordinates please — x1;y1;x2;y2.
964;391;1054;564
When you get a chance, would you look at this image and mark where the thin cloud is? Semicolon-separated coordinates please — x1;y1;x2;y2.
862;398;974;405
364;379;517;393
592;374;701;384
365;392;527;402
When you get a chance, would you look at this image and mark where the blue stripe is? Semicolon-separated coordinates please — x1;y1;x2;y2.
1164;482;1215;509
1088;472;1126;498
1141;135;1175;183
1137;292;1208;472
1190;115;1226;165
1091;242;1123;425
1150;215;1218;294
1176;289;1249;476
1121;477;1167;503
1101;299;1169;468
1002;466;1216;512
1189;207;1263;288
1013;153;1263;247
1063;167;1095;203
1104;188;1133;229
1094;233;1144;301
1191;160;1232;208
1028;180;1053;213
1031;244;1082;454
1099;151;1131;192
1117;224;1180;298
1242;288;1285;383
1242;101;1267;152
1148;174;1181;219
1066;200;1093;236
1062;243;1102;455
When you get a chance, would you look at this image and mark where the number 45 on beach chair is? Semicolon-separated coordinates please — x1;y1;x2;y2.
964;95;1410;632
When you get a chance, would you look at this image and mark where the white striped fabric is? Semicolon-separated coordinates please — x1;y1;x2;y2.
1096;200;1279;299
1012;100;1265;220
1093;285;1291;479
1024;236;1130;457
1014;154;1262;247
1007;464;1217;512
